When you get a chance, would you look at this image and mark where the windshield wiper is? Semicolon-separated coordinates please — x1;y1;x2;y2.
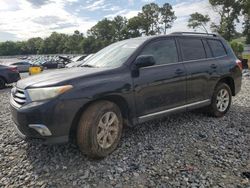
81;64;95;68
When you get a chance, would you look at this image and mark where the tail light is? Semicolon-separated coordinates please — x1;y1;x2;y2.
8;66;18;72
236;59;242;71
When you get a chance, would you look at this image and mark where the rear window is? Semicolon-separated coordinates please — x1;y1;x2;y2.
179;38;206;61
207;39;226;57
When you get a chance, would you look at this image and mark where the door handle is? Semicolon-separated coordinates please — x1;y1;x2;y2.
175;69;184;75
210;64;217;69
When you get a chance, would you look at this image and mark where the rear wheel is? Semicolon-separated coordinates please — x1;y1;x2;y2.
0;77;6;89
206;83;232;117
77;101;123;158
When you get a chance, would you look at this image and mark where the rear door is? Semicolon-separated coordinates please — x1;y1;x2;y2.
177;37;221;104
132;37;187;119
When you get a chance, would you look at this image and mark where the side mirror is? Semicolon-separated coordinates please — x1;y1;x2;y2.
135;55;155;68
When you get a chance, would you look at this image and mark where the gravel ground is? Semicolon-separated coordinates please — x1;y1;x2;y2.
0;76;250;188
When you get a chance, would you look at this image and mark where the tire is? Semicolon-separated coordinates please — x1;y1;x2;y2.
0;77;6;89
77;100;123;158
206;82;232;117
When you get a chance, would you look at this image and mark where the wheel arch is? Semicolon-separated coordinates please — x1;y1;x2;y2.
217;76;235;96
69;95;131;141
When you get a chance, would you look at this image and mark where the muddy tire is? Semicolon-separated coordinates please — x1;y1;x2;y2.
206;82;232;117
77;100;123;158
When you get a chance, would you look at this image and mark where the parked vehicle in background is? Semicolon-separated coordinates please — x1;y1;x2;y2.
41;60;58;69
58;56;72;65
66;54;94;68
10;32;242;158
11;61;31;72
31;60;63;69
0;65;20;89
71;55;88;62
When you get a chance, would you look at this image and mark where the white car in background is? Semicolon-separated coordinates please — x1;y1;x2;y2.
66;54;94;68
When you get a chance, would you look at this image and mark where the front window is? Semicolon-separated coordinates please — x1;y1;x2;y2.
82;39;146;68
139;39;178;65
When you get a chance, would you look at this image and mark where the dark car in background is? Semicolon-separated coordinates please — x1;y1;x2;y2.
0;65;20;89
41;60;59;69
10;32;242;158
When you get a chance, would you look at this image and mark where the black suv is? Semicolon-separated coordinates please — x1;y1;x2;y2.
10;32;242;158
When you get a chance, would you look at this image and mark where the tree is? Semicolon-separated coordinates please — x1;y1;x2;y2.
26;37;43;54
188;12;210;33
127;16;144;38
139;3;160;35
0;41;18;56
89;18;115;42
41;32;70;54
230;41;244;57
65;30;84;53
112;16;128;41
241;0;250;44
161;3;176;34
81;36;103;54
209;0;241;41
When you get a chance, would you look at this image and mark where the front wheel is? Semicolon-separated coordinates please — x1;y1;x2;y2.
77;101;123;158
207;83;232;117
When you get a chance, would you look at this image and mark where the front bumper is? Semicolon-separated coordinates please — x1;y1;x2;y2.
10;96;86;144
7;72;20;84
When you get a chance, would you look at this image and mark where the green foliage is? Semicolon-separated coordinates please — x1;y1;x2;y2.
0;41;19;56
113;16;128;41
131;3;176;35
230;41;244;57
161;3;176;34
209;0;241;41
140;3;160;35
241;0;250;44
126;16;143;38
188;12;210;33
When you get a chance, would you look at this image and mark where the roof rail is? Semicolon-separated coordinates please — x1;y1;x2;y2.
171;32;217;37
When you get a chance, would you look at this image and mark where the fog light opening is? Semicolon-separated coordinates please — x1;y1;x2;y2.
28;124;52;136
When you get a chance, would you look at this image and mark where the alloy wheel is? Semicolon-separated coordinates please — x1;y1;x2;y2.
216;88;230;112
97;111;119;149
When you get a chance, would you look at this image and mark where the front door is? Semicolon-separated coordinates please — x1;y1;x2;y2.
132;38;187;119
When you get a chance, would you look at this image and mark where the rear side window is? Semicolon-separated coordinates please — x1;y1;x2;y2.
202;40;213;58
179;38;206;61
207;39;227;57
140;39;178;65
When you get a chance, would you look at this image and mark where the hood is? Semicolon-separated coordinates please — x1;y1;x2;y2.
17;67;108;89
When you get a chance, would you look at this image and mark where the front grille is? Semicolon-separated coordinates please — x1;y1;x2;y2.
12;88;26;106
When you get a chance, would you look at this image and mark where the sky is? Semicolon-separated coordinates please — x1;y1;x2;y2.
0;0;242;42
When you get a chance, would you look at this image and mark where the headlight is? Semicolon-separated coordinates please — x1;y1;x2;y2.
27;85;73;102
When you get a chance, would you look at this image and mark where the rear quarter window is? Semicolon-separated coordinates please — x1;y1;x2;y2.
179;38;206;61
207;39;227;57
202;39;213;58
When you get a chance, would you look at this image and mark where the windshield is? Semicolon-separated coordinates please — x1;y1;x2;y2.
81;38;146;68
